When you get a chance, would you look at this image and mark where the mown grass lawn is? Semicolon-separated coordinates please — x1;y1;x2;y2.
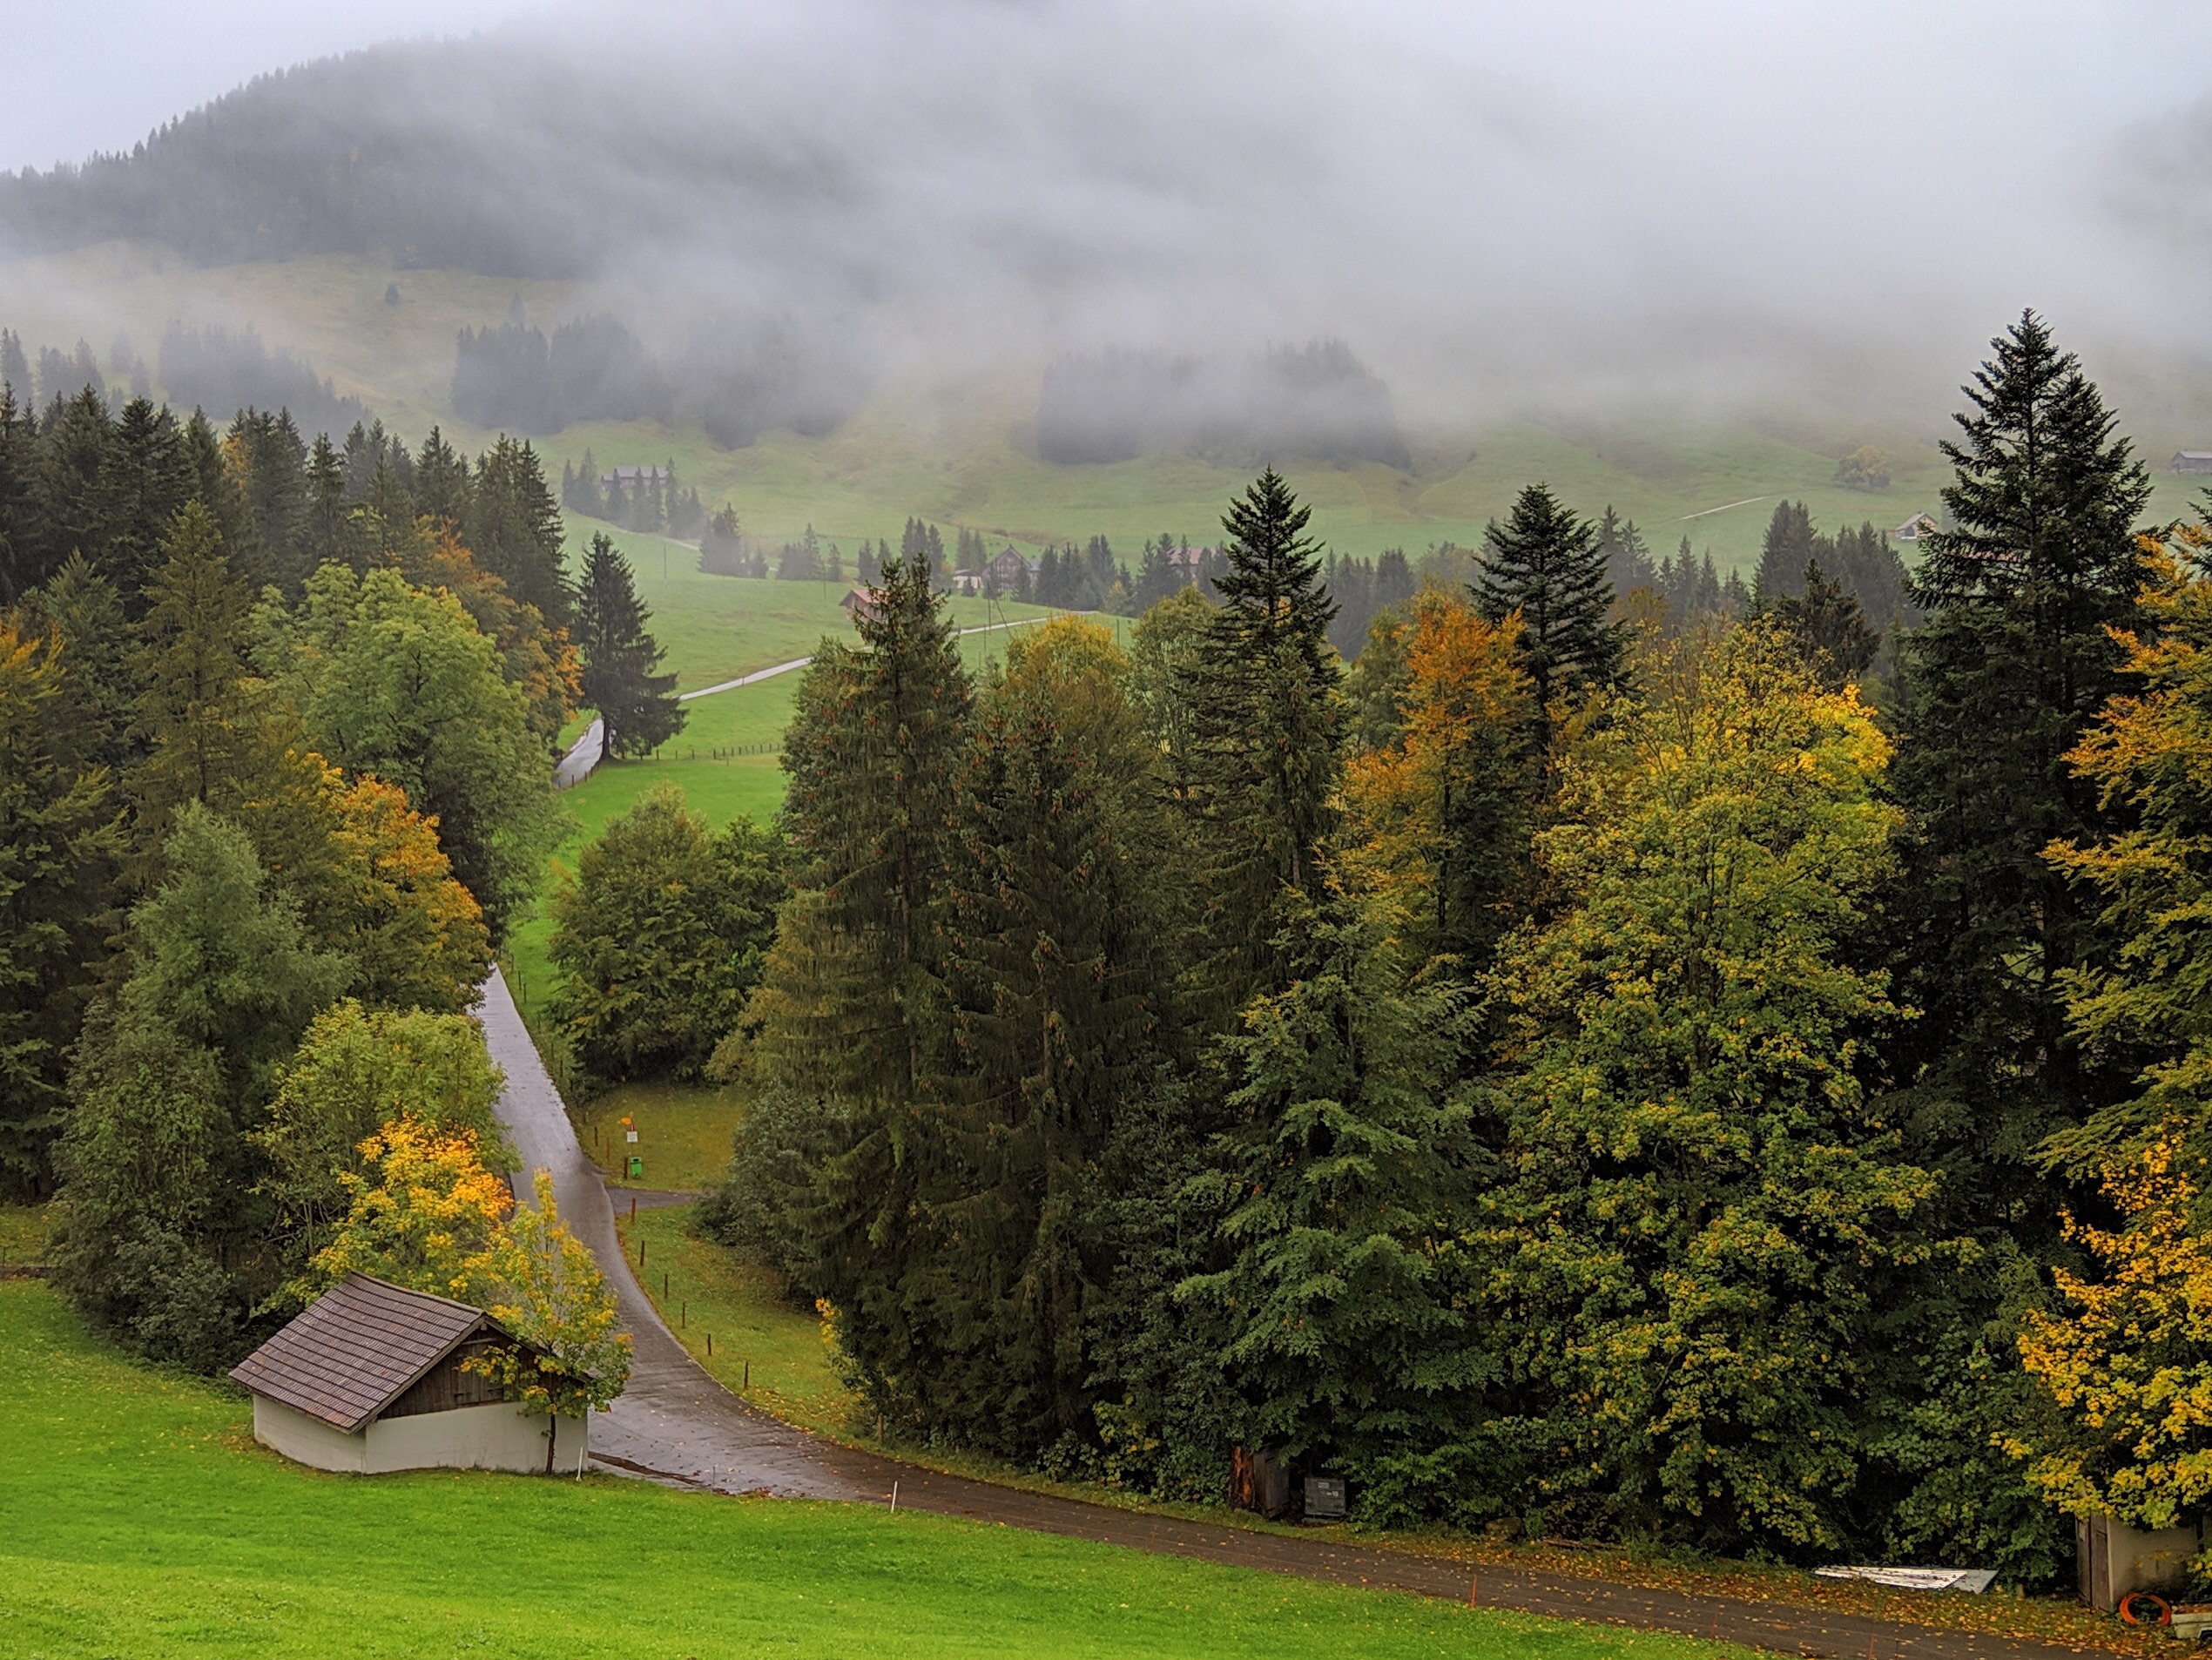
616;1203;857;1440
580;1081;748;1192
0;1284;1764;1660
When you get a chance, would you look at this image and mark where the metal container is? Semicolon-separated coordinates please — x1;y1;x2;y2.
1305;1474;1347;1522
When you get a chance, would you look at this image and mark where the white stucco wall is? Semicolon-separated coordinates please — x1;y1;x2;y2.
252;1395;590;1475
253;1394;369;1472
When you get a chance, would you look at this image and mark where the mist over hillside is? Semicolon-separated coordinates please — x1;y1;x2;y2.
4;0;2212;442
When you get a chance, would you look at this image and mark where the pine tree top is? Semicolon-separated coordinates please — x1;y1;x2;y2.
1214;468;1338;675
1919;308;2150;614
1474;483;1622;703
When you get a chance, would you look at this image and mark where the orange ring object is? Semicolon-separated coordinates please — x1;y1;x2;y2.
2120;1592;2172;1627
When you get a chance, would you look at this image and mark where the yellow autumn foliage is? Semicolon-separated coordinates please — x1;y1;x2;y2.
2015;1131;2212;1528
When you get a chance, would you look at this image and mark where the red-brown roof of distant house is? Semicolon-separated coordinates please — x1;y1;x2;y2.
229;1273;505;1434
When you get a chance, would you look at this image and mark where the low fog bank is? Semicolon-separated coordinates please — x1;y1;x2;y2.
5;0;2212;442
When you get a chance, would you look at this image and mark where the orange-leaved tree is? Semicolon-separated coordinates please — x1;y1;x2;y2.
1339;585;1534;969
307;1115;631;1413
2044;540;2212;1180
2013;1132;2212;1529
304;1115;512;1306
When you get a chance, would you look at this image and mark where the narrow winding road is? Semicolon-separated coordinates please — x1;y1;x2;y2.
494;646;2117;1660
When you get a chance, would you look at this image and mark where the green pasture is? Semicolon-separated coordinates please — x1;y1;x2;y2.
578;1080;748;1193
2;1282;1766;1660
617;1203;856;1438
48;243;2212;577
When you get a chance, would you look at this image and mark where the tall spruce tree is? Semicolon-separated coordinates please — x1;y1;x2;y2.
891;619;1168;1453
1178;469;1341;1016
1773;560;1881;690
575;534;684;759
773;546;970;1103
466;435;568;624
1870;313;2154;1576
1754;501;1817;603
1892;309;2152;1194
1474;483;1622;710
130;502;265;826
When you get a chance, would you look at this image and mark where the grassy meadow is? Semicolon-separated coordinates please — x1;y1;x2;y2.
30;242;2212;577
579;1082;749;1193
0;1281;1769;1660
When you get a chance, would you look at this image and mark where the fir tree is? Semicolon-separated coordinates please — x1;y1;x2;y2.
303;433;354;575
1890;308;2153;1221
1755;501;1817;602
1772;560;1880;690
1179;469;1341;1015
96;397;194;604
413;426;471;529
770;545;970;1103
467;435;568;624
574;533;684;759
1595;505;1656;599
130;502;264;824
1474;483;1622;711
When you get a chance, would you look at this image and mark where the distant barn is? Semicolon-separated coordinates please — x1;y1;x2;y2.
1889;512;1940;543
230;1273;589;1475
841;586;882;624
2173;452;2212;476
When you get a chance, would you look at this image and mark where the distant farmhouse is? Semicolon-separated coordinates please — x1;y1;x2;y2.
2173;451;2212;476
989;545;1036;590
950;545;1041;597
841;585;882;624
1889;512;1940;543
229;1274;590;1475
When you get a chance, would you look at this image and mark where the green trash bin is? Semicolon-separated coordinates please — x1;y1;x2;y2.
627;1155;644;1180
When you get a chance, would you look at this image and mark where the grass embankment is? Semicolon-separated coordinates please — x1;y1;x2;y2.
578;1080;747;1192
0;1205;50;1265
0;1283;1703;1659
616;1204;857;1441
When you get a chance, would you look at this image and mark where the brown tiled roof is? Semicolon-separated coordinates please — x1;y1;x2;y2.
229;1274;505;1434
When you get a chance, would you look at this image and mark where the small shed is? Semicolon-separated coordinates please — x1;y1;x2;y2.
1889;511;1940;543
2078;1513;2201;1612
841;585;883;624
2173;452;2212;476
229;1273;588;1475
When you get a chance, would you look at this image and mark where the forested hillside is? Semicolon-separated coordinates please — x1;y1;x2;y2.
0;375;681;1396
10;308;2209;1587
537;311;2212;1581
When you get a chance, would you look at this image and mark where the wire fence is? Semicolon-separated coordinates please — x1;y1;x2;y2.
684;742;783;761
